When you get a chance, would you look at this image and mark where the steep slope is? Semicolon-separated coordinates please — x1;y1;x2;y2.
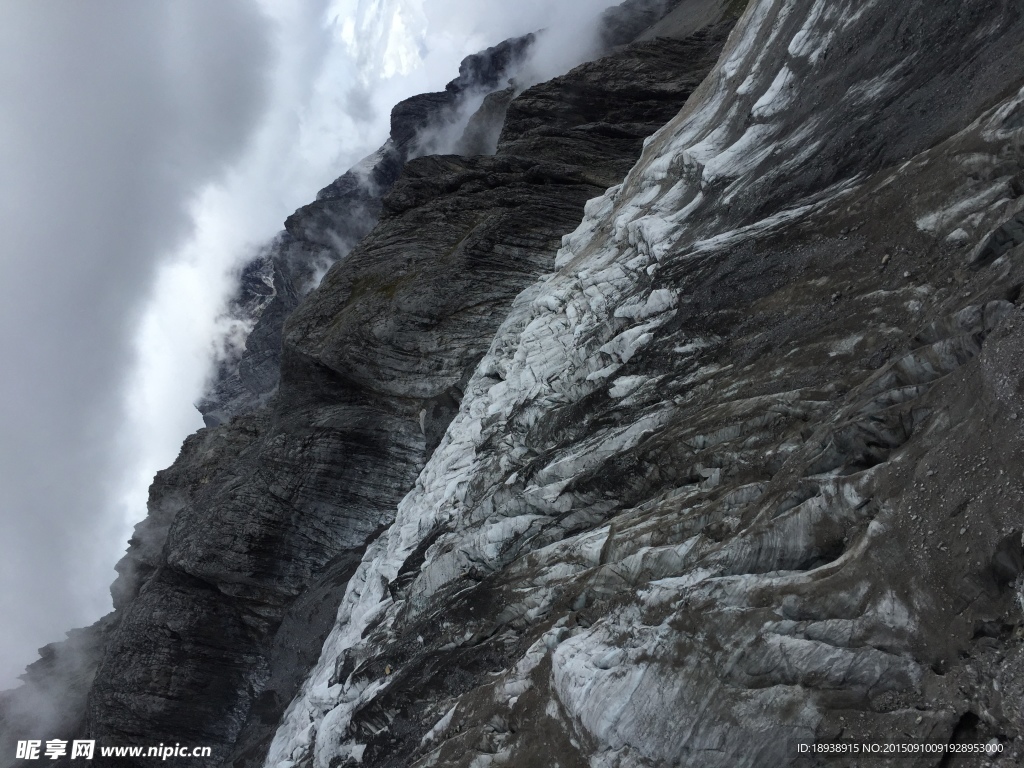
6;1;1024;767
198;35;534;428
265;1;1024;767
0;6;737;768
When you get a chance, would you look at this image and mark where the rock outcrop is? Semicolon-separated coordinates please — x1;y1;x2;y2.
1;3;738;767
199;34;536;428
6;0;1024;767
266;1;1024;767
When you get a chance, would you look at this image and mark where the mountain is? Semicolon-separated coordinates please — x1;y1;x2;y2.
5;0;1024;766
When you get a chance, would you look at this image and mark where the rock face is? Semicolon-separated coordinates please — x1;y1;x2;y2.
6;0;1024;767
199;34;536;428
266;2;1024;767
0;4;737;768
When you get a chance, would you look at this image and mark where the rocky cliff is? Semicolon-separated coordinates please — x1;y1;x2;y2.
198;33;535;428
5;0;1024;766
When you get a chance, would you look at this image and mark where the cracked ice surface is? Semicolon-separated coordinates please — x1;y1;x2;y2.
266;0;1024;764
266;2;889;764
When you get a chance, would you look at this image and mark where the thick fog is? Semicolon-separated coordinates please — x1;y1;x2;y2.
0;0;619;688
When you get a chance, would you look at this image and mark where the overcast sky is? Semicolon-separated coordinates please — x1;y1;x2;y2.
0;0;618;688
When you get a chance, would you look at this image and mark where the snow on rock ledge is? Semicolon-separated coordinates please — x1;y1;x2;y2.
267;0;1024;765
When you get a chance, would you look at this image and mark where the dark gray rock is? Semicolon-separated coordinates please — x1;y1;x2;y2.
974;212;1024;268
16;0;1024;766
453;86;516;157
421;386;463;457
198;235;328;428
0;8;731;768
498;27;731;186
0;617;115;768
198;35;536;429
598;0;686;47
259;1;1024;767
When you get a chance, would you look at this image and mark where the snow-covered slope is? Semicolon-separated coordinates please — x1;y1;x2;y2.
1;4;736;767
267;1;1024;766
5;0;1024;766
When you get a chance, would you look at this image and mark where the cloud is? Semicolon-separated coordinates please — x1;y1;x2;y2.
0;0;272;688
0;0;627;694
376;0;622;105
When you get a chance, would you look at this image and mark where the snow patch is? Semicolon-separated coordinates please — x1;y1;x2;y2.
915;183;1010;234
752;66;795;119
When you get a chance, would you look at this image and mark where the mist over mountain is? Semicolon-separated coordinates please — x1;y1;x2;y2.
0;0;622;692
4;0;1024;766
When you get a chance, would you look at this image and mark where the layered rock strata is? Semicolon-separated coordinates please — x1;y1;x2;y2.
198;35;535;427
265;1;1024;766
6;0;1024;767
0;7;734;768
